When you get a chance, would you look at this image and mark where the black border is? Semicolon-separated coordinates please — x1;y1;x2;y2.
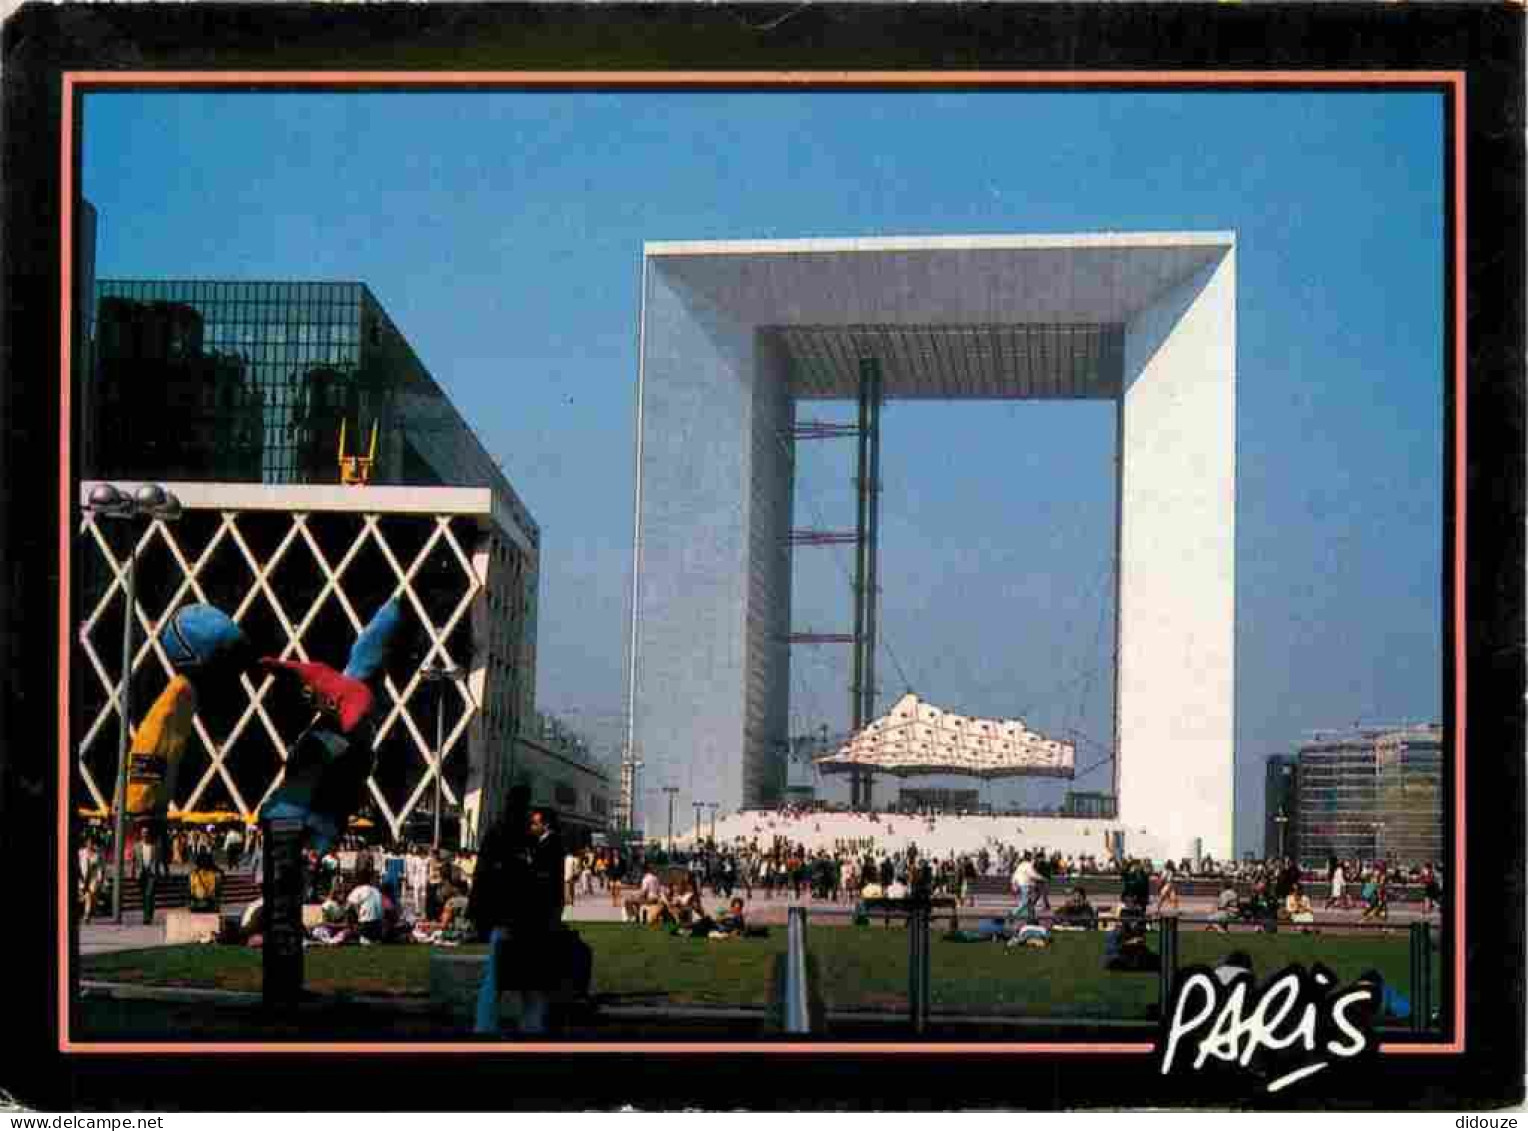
2;2;1522;1111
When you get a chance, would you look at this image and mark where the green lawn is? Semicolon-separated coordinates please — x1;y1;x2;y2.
82;923;1434;1021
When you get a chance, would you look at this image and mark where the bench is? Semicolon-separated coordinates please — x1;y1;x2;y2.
859;897;961;930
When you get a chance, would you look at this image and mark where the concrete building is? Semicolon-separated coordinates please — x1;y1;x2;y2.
626;233;1236;861
512;715;616;848
1296;724;1444;868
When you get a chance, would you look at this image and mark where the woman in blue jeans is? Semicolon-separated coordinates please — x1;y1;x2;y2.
471;787;532;1034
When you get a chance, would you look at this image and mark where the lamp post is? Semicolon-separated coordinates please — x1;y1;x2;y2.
1274;808;1290;859
420;658;466;851
706;801;719;843
692;800;704;845
662;785;679;856
1371;820;1386;863
83;482;182;925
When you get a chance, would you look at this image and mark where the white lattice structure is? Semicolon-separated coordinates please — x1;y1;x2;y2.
74;481;538;845
814;693;1075;780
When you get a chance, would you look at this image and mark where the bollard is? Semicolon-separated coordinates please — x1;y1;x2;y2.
784;906;812;1034
908;903;931;1034
1409;920;1433;1033
261;817;306;1006
1157;914;1179;1013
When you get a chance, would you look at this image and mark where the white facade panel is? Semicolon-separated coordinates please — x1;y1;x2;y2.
631;269;754;834
1117;249;1237;861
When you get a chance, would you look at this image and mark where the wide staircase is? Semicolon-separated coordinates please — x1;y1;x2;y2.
109;871;261;916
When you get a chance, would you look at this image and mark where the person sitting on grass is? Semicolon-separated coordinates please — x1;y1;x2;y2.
345;868;386;945
714;897;748;937
1240;879;1278;932
1103;905;1156;972
187;851;223;913
624;864;663;924
657;878;698;929
1284;883;1317;932
1207;883;1241;933
1053;887;1098;930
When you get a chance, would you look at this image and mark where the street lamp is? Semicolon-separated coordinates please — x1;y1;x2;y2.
83;482;182;924
419;658;467;851
692;800;704;845
706;801;719;843
662;785;679;856
1274;807;1290;859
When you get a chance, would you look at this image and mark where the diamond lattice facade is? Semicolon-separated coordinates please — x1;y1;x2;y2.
74;482;542;848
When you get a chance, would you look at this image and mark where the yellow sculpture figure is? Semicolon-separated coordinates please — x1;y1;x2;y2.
125;674;198;817
338;418;379;486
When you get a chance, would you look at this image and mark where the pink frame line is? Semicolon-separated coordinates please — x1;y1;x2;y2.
57;69;1467;1057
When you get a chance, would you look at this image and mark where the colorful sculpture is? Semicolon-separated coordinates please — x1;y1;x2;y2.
121;598;404;852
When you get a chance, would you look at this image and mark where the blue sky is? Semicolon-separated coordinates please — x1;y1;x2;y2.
81;89;1445;855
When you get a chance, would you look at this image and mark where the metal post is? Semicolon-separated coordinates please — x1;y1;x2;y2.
908;901;930;1034
110;545;138;925
663;786;678;855
1158;913;1180;1011
863;358;881;782
850;357;884;811
784;906;813;1034
693;801;703;844
1409;920;1433;1033
434;677;445;851
850;370;870;810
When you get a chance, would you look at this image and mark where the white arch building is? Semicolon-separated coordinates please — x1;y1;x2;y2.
626;233;1236;861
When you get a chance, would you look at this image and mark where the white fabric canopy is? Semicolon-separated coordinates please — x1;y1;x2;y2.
814;692;1075;780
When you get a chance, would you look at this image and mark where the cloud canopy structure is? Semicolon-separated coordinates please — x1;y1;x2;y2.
814;692;1076;781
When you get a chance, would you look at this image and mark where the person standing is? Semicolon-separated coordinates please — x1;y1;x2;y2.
1012;852;1037;920
515;807;566;1034
79;838;104;922
1325;856;1348;911
471;788;533;1035
135;821;161;925
564;847;581;907
223;823;244;871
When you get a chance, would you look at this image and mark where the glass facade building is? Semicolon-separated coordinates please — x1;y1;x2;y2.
1295;726;1444;868
89;281;535;534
